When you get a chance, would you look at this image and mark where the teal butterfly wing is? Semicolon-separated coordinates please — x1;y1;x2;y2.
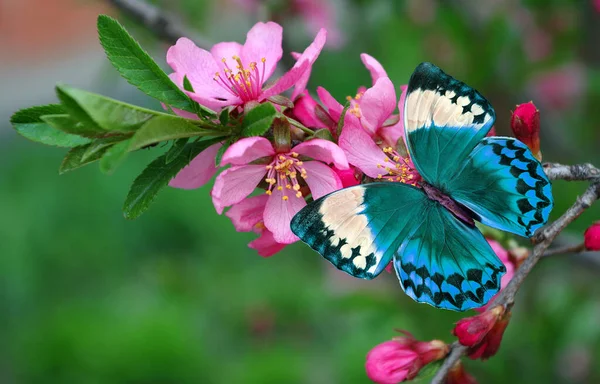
404;62;495;186
290;183;505;311
447;137;553;237
393;201;505;310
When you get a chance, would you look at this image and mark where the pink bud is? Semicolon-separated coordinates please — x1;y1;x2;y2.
365;332;448;383
453;306;511;360
584;222;600;251
511;102;541;161
447;362;478;384
333;166;361;187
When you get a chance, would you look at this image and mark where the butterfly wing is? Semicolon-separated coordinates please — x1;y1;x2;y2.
404;62;496;186
447;137;553;237
291;183;425;279
393;200;505;311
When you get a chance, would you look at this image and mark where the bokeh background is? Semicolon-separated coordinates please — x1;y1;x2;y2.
2;0;600;383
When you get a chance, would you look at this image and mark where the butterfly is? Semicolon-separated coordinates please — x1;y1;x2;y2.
290;62;553;311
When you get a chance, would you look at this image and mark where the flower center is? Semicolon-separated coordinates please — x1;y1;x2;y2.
264;152;307;201
376;146;421;185
346;91;364;118
214;55;267;102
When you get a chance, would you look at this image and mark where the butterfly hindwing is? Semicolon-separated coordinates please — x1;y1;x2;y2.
394;200;506;311
448;137;553;237
291;183;427;279
404;62;495;186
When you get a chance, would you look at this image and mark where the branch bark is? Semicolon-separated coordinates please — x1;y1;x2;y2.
431;162;600;384
106;0;213;48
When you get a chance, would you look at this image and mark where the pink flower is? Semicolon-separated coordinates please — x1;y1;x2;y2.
166;22;326;111
453;305;511;360
169;142;223;189
595;0;600;13
446;362;478;384
225;195;287;257
584;222;600;251
365;332;448;383
528;63;585;111
511;102;541;161
212;136;348;243
475;240;516;313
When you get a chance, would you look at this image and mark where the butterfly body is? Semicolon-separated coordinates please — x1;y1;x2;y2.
291;63;553;311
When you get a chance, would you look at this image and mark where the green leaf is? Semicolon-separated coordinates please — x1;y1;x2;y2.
100;139;132;174
123;137;224;219
41;114;106;138
241;102;277;137
183;75;195;92
82;136;127;162
97;15;197;113
214;140;231;167
218;108;230;126
337;101;351;138
129;115;223;151
57;85;158;133
10;105;91;147
165;138;189;164
311;128;334;142
412;360;444;383
59;144;110;174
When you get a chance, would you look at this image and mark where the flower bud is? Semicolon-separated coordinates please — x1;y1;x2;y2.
511;102;541;161
365;332;448;383
333;166;361;187
584;222;600;251
446;362;478;384
453;305;511;360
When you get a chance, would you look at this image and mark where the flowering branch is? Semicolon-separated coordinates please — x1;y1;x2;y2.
432;161;600;384
106;0;213;47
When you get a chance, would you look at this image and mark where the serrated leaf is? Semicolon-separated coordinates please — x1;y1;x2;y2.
57;85;159;133
123;137;224;219
337;101;351;138
10;105;91;147
100;139;131;174
97;15;197;113
165;138;189;164
241;102;277;137
82;136;128;161
129;115;222;151
311;128;334;142
56;87;105;134
59;144;110;174
41;114;106;138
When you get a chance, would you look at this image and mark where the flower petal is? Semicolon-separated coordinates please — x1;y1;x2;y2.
187;91;241;112
249;228;287;257
169;143;222;189
241;22;283;82
260;59;310;100
339;119;388;178
221;137;275;166
316;86;343;122
263;188;306;244
211;165;266;214
360;53;388;84
293;139;349;169
360;77;397;135
302;161;343;199
290;28;327;100
378;84;407;147
293;91;329;129
225;194;269;232
210;41;243;73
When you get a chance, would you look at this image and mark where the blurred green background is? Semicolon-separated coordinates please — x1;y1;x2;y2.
1;0;600;383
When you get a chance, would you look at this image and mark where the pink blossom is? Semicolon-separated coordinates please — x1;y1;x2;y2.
474;239;515;313
166;22;326;111
212;137;348;243
584;221;600;251
595;0;600;13
169;142;222;189
511;101;541;161
225;195;287;257
528;63;585;111
453;306;511;360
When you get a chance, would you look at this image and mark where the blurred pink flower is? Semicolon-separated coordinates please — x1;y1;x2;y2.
212;137;348;243
475;239;515;313
166;22;326;111
447;362;478;384
595;0;600;13
529;63;585;111
584;221;600;251
365;332;448;383
225;195;287;257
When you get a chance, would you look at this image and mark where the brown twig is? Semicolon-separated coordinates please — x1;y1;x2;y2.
431;162;600;384
106;0;213;47
543;242;586;257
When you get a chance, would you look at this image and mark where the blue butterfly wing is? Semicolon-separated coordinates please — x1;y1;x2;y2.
291;183;505;311
291;183;425;279
404;62;496;187
393;201;505;311
447;137;553;237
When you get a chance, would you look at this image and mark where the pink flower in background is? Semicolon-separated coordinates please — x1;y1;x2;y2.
595;0;600;13
365;332;448;383
584;221;600;251
475;239;516;313
529;63;585;111
225;195;287;257
212;137;348;243
166;22;326;111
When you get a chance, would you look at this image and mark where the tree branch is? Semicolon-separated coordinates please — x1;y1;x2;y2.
106;0;213;48
432;162;600;384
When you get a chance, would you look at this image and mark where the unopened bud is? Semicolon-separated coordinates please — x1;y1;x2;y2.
511;102;541;161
